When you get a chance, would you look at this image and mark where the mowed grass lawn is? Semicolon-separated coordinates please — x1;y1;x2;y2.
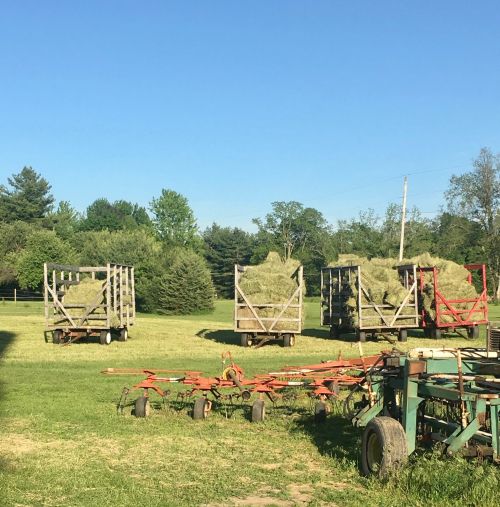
1;299;500;506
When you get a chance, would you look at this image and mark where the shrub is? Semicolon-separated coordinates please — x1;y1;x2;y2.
158;250;215;315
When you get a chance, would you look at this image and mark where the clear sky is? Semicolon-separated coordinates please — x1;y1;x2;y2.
1;1;499;230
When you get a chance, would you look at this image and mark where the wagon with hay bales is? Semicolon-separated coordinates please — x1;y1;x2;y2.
418;261;488;339
321;259;420;342
44;263;135;345
234;253;304;347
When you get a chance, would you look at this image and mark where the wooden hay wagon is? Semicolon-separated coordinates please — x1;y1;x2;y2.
234;264;303;347
44;263;135;345
321;264;420;342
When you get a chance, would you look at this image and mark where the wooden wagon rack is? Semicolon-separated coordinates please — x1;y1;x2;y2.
321;264;420;342
44;263;135;345
234;264;303;348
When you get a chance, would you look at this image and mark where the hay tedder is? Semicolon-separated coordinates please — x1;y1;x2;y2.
102;352;380;422
350;347;500;476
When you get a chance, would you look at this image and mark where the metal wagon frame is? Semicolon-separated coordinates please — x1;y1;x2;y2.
234;264;304;348
44;262;135;345
419;263;488;339
321;264;420;342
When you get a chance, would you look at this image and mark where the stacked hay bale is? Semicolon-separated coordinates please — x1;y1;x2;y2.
238;252;304;331
329;254;412;328
330;253;480;328
63;278;120;327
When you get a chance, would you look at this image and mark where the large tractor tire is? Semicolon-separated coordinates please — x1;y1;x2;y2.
361;416;408;477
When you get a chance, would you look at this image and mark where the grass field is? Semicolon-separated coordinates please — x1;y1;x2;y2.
1;299;499;506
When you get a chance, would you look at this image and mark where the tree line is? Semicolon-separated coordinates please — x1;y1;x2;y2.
0;147;498;313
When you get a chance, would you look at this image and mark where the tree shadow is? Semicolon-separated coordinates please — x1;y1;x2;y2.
0;331;16;359
0;330;17;469
291;413;360;463
196;328;241;345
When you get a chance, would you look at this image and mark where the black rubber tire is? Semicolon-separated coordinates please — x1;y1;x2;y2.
398;329;408;342
100;330;112;345
361;416;408;477
329;326;340;339
240;333;252;347
52;330;63;344
118;328;128;342
283;334;295;347
467;326;479;339
314;401;328;423
430;328;442;339
193;397;209;420
252;399;265;422
357;330;367;342
134;396;150;418
423;327;431;338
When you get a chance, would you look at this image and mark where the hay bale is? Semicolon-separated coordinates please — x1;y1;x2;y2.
63;278;120;327
402;254;479;323
238;252;304;332
329;255;413;327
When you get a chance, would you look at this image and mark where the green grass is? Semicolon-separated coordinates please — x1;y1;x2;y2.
0;300;499;506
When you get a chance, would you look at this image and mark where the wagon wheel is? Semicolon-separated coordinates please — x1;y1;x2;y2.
252;399;266;422
398;329;408;342
192;397;210;420
52;330;63;345
100;330;112;345
357;330;367;342
467;326;479;339
361;417;408;477
240;333;253;347
134;396;151;418
118;328;128;342
314;401;329;423
430;328;442;339
283;334;295;347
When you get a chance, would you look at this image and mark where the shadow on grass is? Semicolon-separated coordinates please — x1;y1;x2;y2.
291;413;360;462
301;328;332;340
0;330;17;472
196;328;241;345
0;331;16;359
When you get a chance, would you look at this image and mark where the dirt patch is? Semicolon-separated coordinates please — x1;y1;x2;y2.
288;483;313;505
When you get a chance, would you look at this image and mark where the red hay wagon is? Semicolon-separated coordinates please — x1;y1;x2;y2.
419;263;488;339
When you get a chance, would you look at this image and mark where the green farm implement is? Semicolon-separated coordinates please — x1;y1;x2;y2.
350;346;500;476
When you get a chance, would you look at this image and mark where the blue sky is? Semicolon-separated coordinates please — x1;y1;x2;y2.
1;1;499;230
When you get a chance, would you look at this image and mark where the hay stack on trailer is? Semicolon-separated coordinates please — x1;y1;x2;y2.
321;255;419;342
234;252;304;347
44;263;135;345
410;254;488;338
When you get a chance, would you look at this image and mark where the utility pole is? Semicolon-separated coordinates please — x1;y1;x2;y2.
399;176;408;261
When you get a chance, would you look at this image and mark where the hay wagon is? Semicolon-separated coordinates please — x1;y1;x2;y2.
321;264;419;342
44;263;135;345
234;264;303;347
419;263;488;339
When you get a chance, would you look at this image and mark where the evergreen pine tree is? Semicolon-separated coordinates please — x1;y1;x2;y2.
158;250;215;314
